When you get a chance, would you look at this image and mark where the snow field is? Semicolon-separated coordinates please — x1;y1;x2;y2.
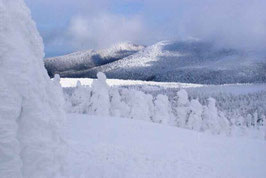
65;113;266;178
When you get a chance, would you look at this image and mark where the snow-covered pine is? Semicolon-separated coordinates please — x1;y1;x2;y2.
217;111;231;135
201;97;230;134
146;93;155;121
109;88;130;117
70;80;92;113
128;90;153;121
263;115;266;140
174;89;190;127
244;114;253;128
252;111;259;128
153;94;171;124
187;99;203;131
235;115;245;127
90;72;110;116
202;98;221;134
0;0;66;177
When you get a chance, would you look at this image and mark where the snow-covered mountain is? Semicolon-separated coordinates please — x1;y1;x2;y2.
44;42;144;77
48;40;266;84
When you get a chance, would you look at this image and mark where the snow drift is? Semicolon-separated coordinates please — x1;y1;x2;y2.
0;0;65;177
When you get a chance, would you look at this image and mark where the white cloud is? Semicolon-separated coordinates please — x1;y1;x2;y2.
178;0;266;50
26;0;266;55
66;14;145;50
139;0;266;50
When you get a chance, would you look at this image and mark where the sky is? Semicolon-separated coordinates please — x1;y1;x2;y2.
25;0;266;57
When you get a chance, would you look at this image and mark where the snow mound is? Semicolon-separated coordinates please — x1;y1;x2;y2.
0;0;65;177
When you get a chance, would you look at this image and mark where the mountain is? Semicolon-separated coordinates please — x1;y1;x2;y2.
44;42;145;77
45;40;266;84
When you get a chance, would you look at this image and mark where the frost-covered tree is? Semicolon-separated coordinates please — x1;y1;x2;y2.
174;89;190;127
244;114;253;128
0;0;66;177
153;94;170;124
202;98;220;133
177;89;190;105
187;99;203;131
234;114;245;127
90;72;110;116
127;90;153;121
217;110;230;135
109;88;130;117
202;97;229;134
146;93;155;121
252;111;258;128
263;115;266;140
70;80;92;113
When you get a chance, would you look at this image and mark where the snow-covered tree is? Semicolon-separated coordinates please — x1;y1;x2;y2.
0;0;66;177
146;93;155;121
177;89;190;105
235;114;244;127
217;110;230;135
187;99;203;131
70;80;92;113
202;97;220;133
202;97;229;134
109;88;130;117
153;94;171;124
263;115;266;140
90;72;110;116
244;114;253;128
252;111;258;128
174;89;190;127
128;90;153;121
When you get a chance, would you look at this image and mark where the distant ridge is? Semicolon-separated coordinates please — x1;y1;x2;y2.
44;42;145;77
45;40;266;84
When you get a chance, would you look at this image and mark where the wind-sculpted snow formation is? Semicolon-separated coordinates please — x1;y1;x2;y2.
45;42;144;77
0;0;65;177
48;40;266;84
64;73;266;138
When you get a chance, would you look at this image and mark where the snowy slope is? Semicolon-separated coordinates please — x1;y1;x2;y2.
66;114;266;178
62;40;266;84
44;42;144;77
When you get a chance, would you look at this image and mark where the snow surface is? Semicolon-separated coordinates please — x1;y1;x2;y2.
65;113;266;178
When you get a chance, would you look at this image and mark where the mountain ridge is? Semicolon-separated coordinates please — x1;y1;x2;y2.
44;42;145;77
44;40;266;84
